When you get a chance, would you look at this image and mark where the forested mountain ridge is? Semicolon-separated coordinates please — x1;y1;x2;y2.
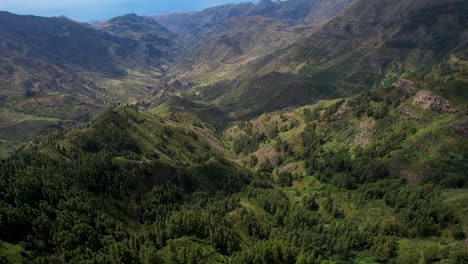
0;0;467;262
0;61;467;262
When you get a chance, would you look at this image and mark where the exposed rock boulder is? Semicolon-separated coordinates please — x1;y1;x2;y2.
412;90;456;113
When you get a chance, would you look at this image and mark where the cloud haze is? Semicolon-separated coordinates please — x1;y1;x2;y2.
0;0;255;21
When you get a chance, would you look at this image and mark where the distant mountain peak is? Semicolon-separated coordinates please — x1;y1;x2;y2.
121;13;139;17
105;13;159;26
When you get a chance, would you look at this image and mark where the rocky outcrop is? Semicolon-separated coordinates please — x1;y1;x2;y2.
392;79;416;95
396;106;423;121
333;100;353;120
452;120;468;138
353;119;376;147
412;90;456;113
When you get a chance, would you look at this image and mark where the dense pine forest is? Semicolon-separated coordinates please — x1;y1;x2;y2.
1;61;467;262
0;0;467;263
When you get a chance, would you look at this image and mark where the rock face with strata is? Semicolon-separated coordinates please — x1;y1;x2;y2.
412;90;456;113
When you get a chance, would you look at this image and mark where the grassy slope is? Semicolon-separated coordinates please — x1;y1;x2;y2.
220;57;468;261
224;55;468;184
0;65;466;262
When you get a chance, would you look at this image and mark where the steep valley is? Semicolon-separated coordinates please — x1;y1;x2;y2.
0;0;467;263
0;11;179;157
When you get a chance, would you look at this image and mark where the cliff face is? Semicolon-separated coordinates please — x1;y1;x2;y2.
412;90;457;113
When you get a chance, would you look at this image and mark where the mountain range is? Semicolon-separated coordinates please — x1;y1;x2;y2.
2;0;466;154
0;0;467;262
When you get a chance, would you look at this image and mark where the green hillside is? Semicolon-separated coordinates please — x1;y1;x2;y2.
180;0;468;119
0;0;467;263
1;58;467;262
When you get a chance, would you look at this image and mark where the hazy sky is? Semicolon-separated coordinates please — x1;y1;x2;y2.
0;0;256;21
